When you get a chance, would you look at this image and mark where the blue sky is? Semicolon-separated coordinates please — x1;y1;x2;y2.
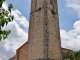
0;0;80;60
5;0;79;30
58;0;79;31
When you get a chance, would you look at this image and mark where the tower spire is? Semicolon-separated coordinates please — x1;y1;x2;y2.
27;0;62;60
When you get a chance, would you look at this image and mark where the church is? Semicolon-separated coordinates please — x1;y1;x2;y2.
9;41;73;60
9;0;73;60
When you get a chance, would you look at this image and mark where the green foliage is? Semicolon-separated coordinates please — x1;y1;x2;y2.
8;3;13;13
0;0;5;7
65;51;80;60
0;0;14;41
64;58;70;60
69;51;77;60
1;0;5;3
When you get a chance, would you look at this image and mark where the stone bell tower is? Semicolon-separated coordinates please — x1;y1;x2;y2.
27;0;62;60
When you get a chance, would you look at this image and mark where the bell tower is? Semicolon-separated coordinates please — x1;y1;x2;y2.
27;0;62;60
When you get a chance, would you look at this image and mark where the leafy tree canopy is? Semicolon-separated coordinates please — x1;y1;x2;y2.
0;0;14;40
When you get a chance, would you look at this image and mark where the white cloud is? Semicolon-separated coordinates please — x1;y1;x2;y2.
2;2;8;10
0;2;29;60
1;0;80;60
60;0;80;51
12;9;29;30
3;2;29;31
65;0;80;17
61;20;80;51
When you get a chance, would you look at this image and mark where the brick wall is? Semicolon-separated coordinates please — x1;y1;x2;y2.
9;55;17;60
17;42;28;60
9;41;73;60
62;48;73;59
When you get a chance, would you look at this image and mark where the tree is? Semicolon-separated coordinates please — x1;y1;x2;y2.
0;0;14;40
65;51;80;60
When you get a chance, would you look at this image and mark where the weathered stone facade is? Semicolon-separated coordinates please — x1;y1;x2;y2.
9;0;72;60
27;0;62;60
9;42;73;60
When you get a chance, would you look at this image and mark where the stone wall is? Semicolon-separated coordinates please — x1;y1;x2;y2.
9;42;73;60
27;0;62;59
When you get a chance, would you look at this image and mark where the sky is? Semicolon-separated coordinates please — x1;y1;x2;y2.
0;0;80;60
